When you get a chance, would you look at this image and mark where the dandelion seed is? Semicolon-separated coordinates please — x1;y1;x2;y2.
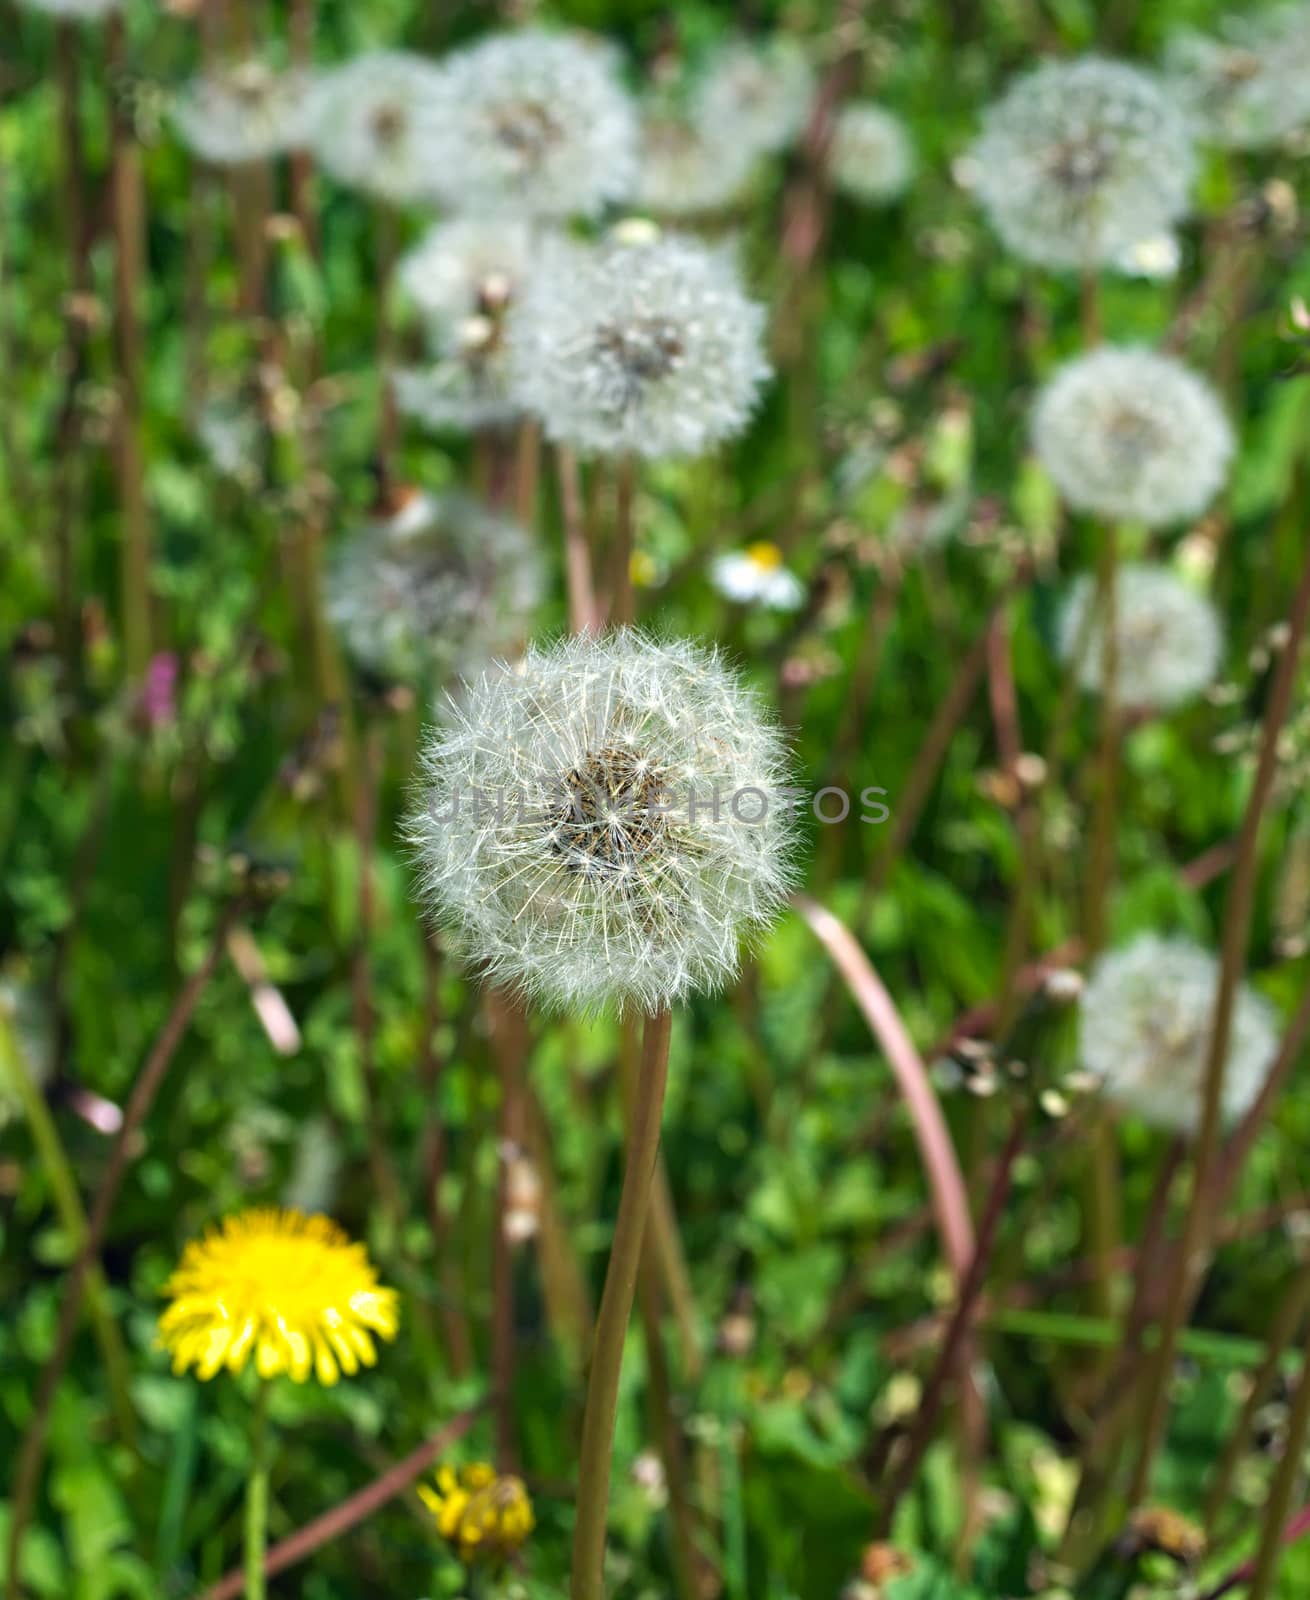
507;232;770;460
969;57;1196;271
157;1208;398;1384
711;543;805;610
422;28;637;219
419;1463;534;1565
326;491;541;690
409;630;799;1015
309;51;445;205
1078;934;1278;1135
634;106;759;217
1032;346;1233;527
693;36;815;156
1056;564;1223;711
829;103;915;205
1167;8;1310;151
171;59;315;166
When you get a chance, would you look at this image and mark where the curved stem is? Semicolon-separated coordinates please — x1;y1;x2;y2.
570;1008;672;1600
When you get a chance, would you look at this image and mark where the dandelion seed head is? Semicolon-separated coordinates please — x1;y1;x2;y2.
327;492;541;688
1078;935;1278;1135
157;1208;399;1384
423;29;637;219
172;59;316;166
634;107;759;216
309;51;445;205
17;0;120;18
397;218;535;326
1056;564;1223;712
829;103;915;204
1032;346;1233;527
507;233;770;460
1166;8;1310;151
969;57;1196;270
409;630;799;1015
693;36;815;155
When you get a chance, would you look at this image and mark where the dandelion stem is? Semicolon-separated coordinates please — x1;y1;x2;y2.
1243;1333;1310;1600
487;987;529;1472
0;1008;136;1454
1126;540;1310;1512
1081;527;1123;1328
107;9;153;681
374;202;400;505
244;1379;272;1600
558;446;597;634
570;1007;673;1600
611;456;636;625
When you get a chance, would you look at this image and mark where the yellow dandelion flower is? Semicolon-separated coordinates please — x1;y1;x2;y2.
157;1207;399;1385
418;1462;535;1565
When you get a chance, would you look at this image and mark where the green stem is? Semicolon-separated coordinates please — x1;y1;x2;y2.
245;1379;272;1600
1245;1336;1310;1600
570;1008;673;1600
0;1007;137;1452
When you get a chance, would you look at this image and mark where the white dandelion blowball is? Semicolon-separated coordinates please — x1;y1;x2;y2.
1166;9;1310;151
968;56;1197;271
326;492;542;689
693;36;815;155
409;631;799;1015
1032;346;1233;527
397;218;535;327
1055;564;1223;712
309;52;446;205
634;108;760;217
829;103;915;204
421;28;637;219
172;60;316;167
1078;935;1278;1135
394;343;522;435
16;0;119;17
507;232;771;460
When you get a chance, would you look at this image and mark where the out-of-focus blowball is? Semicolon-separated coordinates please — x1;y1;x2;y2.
712;543;805;611
829;103;915;204
1078;935;1278;1135
1032;346;1233;527
422;29;637;219
309;51;445;205
1166;9;1310;151
157;1208;399;1384
15;0;118;17
410;631;799;1015
395;219;537;432
420;1463;535;1567
968;57;1196;270
634;108;759;217
327;492;541;689
1115;232;1182;280
172;60;316;166
1056;564;1223;712
507;233;770;460
693;36;815;155
397;218;534;326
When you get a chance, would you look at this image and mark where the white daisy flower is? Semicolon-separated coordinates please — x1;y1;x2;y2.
711;543;805;610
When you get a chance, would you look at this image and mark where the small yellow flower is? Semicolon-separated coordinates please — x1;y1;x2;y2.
745;540;784;570
157;1208;398;1385
419;1462;535;1565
